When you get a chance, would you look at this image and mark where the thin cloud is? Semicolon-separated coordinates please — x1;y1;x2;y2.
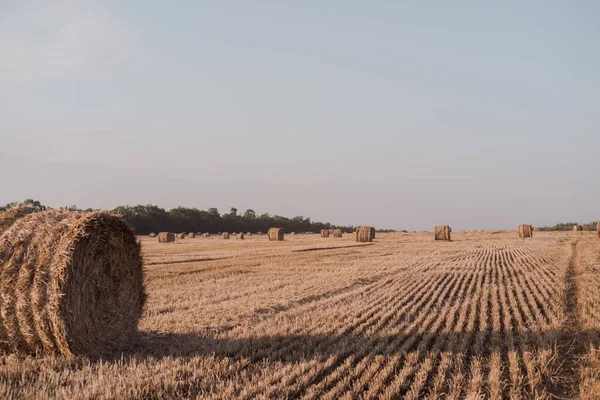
0;2;137;83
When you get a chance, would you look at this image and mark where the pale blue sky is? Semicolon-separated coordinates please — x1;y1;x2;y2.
1;1;599;230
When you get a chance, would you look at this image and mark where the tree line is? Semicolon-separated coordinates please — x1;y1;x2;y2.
0;199;357;235
537;222;599;231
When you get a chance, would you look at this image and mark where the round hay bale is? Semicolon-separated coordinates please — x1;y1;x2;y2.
158;232;175;243
176;233;185;239
222;232;230;239
597;222;600;238
332;229;343;238
236;232;245;240
434;225;451;241
0;209;145;358
0;204;37;234
268;228;284;241
518;224;533;238
573;224;583;232
202;233;210;238
246;232;252;236
148;232;157;238
258;232;263;236
355;226;374;242
187;232;196;238
320;229;330;238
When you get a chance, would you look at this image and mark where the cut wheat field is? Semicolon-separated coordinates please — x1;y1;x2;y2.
2;231;600;399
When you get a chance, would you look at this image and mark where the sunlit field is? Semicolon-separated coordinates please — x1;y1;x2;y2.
2;231;600;399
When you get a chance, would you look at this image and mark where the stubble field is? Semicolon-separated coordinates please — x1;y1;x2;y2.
2;231;600;399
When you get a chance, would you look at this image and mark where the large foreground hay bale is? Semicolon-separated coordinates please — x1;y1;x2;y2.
434;225;451;241
222;232;230;239
0;204;37;234
321;229;330;238
355;226;374;242
158;232;175;243
518;224;533;238
268;228;284;241
333;229;343;238
236;232;245;240
0;209;145;358
573;224;583;232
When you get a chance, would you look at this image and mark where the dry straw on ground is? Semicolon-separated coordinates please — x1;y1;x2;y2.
321;230;329;238
333;229;343;238
518;224;533;238
574;225;583;232
268;228;284;241
222;233;230;239
236;233;245;240
158;232;175;243
355;226;374;242
0;208;145;358
434;225;451;241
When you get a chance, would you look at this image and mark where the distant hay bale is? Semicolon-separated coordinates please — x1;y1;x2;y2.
321;229;330;238
187;232;196;238
176;233;185;239
268;228;284;241
518;224;533;238
333;229;343;238
246;232;252;236
434;225;451;241
355;226;374;242
258;232;263;236
0;204;37;234
222;232;230;239
597;222;600;238
236;232;245;240
202;233;210;238
0;209;145;358
148;232;156;237
158;232;175;243
573;224;583;232
290;232;295;236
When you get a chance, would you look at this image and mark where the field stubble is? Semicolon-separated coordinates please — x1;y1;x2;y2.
2;231;600;399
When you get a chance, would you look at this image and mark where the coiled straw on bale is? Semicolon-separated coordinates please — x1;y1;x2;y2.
0;208;145;358
518;224;533;238
355;226;374;242
158;232;175;243
222;232;230;239
333;229;343;238
434;225;451;241
321;229;329;238
0;204;36;234
268;228;284;241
